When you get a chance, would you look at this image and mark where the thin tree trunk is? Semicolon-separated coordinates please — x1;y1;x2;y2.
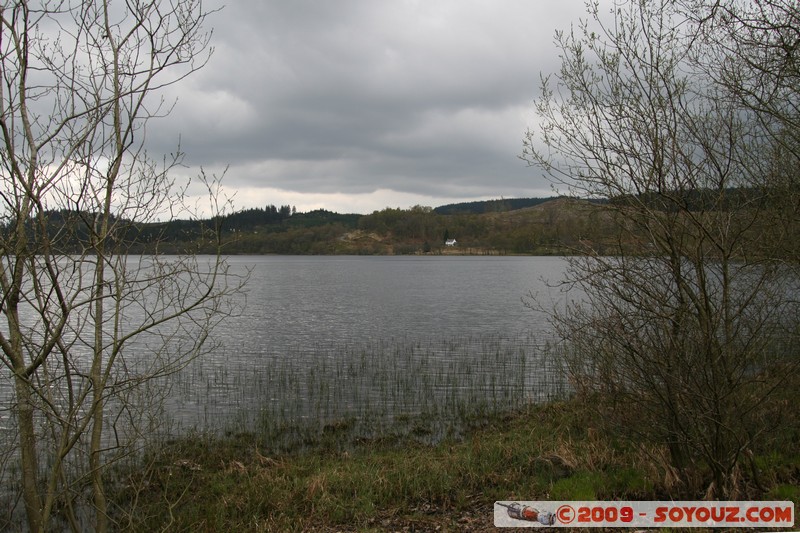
15;374;43;532
90;239;110;532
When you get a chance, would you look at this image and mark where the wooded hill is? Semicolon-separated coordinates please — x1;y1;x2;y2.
13;191;779;255
142;196;617;255
10;197;623;255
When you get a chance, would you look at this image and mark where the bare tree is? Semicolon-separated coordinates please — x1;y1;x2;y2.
682;0;800;259
0;1;238;531
523;0;799;498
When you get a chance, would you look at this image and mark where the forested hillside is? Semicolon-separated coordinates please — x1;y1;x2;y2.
432;197;561;214
21;192;775;256
144;197;619;255
10;197;638;255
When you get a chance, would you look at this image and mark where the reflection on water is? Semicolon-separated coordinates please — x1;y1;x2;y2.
161;255;572;447
217;255;568;351
1;256;573;451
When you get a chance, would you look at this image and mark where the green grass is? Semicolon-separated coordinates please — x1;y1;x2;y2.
110;404;569;530
110;399;797;532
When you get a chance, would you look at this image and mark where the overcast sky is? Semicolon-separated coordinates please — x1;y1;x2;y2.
155;1;596;214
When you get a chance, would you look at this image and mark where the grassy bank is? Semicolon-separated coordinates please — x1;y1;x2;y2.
111;400;799;531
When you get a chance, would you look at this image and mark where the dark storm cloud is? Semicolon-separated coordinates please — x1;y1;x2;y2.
151;1;594;211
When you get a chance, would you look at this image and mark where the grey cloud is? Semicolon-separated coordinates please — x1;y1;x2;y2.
147;0;593;208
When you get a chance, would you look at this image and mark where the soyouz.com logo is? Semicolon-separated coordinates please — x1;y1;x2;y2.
493;501;795;528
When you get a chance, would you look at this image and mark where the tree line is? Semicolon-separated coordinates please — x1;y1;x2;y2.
154;198;620;255
8;191;783;257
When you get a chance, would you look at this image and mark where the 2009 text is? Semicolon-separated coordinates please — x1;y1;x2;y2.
494;501;795;528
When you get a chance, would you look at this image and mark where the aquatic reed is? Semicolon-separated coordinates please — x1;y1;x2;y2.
164;333;569;451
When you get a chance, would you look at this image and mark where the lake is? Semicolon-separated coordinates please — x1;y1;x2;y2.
164;255;573;446
0;255;573;450
219;255;566;350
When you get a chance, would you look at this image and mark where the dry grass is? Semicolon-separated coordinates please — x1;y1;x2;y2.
103;399;800;531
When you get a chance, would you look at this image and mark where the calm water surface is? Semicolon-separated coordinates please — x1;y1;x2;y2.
165;255;573;439
0;256;573;443
218;255;567;354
